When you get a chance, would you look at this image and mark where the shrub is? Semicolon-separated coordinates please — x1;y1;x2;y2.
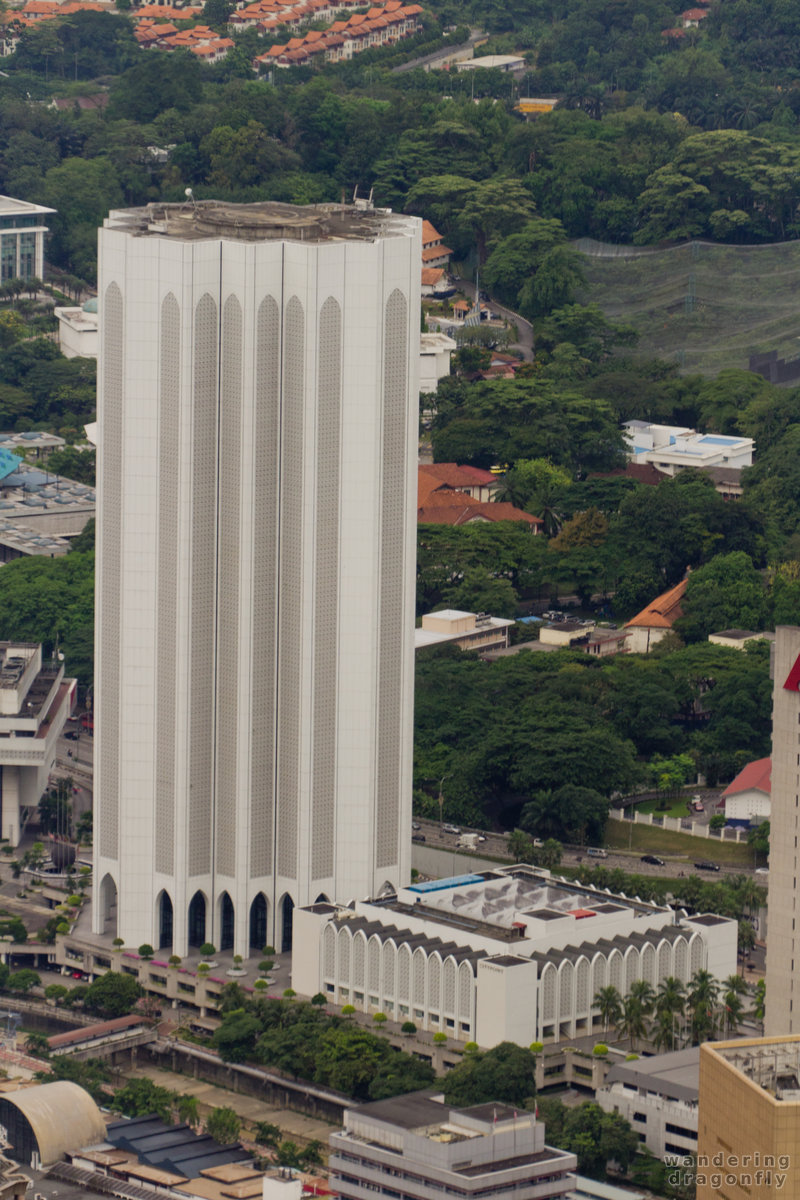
593;1043;609;1056
530;1041;544;1053
433;1031;447;1044
401;1021;417;1035
200;943;216;958
168;955;181;968
342;1004;356;1016
282;988;296;999
263;945;275;956
311;993;326;1006
463;1041;479;1054
372;1011;387;1026
259;960;274;974
254;979;267;990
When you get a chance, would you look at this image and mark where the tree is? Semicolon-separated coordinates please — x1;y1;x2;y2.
538;838;563;869
176;1095;199;1127
114;1077;175;1121
138;944;154;961
214;1013;262;1062
25;1032;50;1058
618;994;649;1052
493;459;572;535
508;829;535;863
677;552;769;642
747;820;770;862
206;1106;242;1145
8;969;40;993
83;971;141;1018
687;969;720;1044
594;985;622;1036
255;1121;282;1149
442;1042;537;1107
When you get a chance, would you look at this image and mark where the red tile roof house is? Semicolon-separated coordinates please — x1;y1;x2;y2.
721;757;771;826
422;219;453;268
417;464;542;529
623;576;688;654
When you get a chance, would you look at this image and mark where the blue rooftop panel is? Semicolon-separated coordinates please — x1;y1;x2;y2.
0;448;20;481
697;435;741;445
408;874;484;894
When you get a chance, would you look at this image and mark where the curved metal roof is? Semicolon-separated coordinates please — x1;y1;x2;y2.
2;1080;106;1164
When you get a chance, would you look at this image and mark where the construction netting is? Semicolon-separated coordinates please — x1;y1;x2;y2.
575;237;800;378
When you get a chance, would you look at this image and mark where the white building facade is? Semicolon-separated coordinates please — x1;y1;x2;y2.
292;867;737;1048
93;201;421;957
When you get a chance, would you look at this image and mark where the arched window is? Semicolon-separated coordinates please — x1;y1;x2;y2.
219;892;234;952
99;873;118;938
188;892;207;948
280;894;294;953
157;891;173;950
249;894;268;952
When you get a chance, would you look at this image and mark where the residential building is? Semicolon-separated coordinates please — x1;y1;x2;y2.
765;626;800;1034
0;641;75;845
539;619;595;648
623;577;688;654
623;420;754;475
721;756;770;826
421;219;452;270
419;463;496;504
597;1047;699;1160
93;200;420;959
0;195;54;282
708;628;773;651
291;864;737;1048
703;465;743;500
54;299;99;358
419;331;457;392
415;608;514;653
697;1036;800;1199
329;1092;577;1200
584;628;630;657
417;463;542;529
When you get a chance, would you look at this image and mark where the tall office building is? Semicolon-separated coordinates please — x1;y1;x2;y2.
92;201;420;958
765;625;800;1034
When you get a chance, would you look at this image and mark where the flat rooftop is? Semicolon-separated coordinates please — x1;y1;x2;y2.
395;866;655;933
605;1046;699;1103
713;1038;800;1100
106;200;415;245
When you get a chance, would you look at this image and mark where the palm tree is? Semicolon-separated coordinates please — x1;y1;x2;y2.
688;969;720;1045
628;980;655;1017
656;976;686;1048
620;995;648;1052
652;1007;682;1052
594;985;622;1036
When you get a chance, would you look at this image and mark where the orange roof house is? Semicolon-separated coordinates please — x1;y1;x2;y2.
624;576;688;654
417;464;541;530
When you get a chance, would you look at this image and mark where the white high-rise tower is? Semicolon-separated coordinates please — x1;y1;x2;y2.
92;201;420;957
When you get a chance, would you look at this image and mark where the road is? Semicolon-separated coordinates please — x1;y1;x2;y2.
457;278;534;360
414;815;763;880
393;27;486;73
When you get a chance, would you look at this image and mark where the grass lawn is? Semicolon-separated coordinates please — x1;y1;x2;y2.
605;819;755;867
632;798;692;819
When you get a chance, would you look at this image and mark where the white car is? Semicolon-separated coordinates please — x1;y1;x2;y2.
755;867;769;876
443;824;461;835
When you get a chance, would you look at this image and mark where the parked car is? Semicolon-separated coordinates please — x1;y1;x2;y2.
64;730;79;741
411;822;421;831
755;867;769;875
694;860;721;872
412;833;426;843
641;854;665;866
443;824;461;835
587;847;608;858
